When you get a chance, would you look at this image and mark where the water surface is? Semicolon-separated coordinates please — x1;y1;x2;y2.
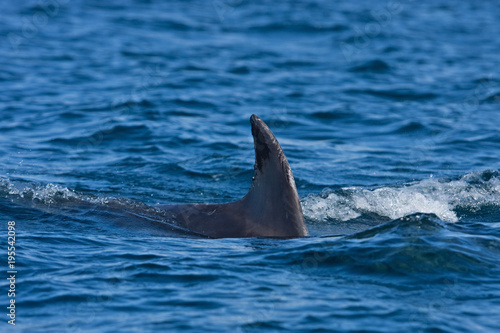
1;0;500;332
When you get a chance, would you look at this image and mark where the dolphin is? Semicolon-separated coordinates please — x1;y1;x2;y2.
158;114;309;238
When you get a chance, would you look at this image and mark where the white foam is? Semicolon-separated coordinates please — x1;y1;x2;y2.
0;178;138;208
301;192;362;222
302;171;500;223
3;181;79;205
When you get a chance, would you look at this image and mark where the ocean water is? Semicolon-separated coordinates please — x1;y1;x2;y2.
1;0;500;332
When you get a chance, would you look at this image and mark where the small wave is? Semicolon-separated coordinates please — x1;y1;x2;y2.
447;134;500;145
0;69;22;82
473;76;500;84
112;99;155;109
351;213;446;239
348;59;391;73
49;124;152;146
120;50;169;59
391;121;428;134
271;214;499;278
151;18;206;32
302;170;500;223
176;64;211;72
272;59;317;69
345;88;437;101
247;22;347;33
309;109;355;121
172;98;217;109
114;16;205;32
78;99;155;112
228;65;251;74
482;91;500;103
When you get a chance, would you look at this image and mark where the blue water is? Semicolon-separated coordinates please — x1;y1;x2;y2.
1;0;500;331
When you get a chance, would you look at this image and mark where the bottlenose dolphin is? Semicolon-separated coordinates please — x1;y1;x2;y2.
158;114;309;238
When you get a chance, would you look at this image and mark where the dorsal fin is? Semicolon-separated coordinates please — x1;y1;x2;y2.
159;114;308;238
241;115;309;237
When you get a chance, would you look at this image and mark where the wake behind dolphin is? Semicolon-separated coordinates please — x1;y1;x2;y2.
158;115;309;238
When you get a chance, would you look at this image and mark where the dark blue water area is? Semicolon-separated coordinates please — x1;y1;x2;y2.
1;0;500;331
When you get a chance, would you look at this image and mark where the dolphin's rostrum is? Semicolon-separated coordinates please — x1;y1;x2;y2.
160;114;309;238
